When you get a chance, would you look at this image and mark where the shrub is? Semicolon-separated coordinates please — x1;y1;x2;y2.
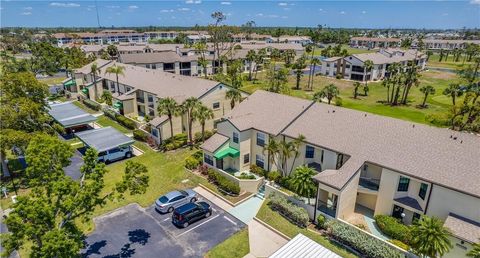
334;96;343;106
52;123;66;135
133;129;148;141
267;171;281;182
185;156;201;170
83;99;101;111
374;215;411;244
268;193;309;228
207;169;240;195
250;164;266;177
316;214;327;229
115;114;136;129
194;130;214;143
389;239;409;251
104;109;117;120
207;168;217;182
237;172;256;180
198;164;209;175
329;220;404;258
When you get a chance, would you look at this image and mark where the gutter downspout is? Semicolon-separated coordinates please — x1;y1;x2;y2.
424;183;434;215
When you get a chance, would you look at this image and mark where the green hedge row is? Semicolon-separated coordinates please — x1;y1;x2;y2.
207;168;240;195
161;133;187;151
374;215;412;244
184;150;203;170
268;193;309;228
115;114;136;129
194;130;214;143
103;109;117;120
83;99;101;111
328;220;404;258
133;129;148;141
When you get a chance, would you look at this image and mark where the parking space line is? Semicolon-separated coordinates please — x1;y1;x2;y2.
223;216;237;226
176;214;220;238
163;217;170;222
212;208;217;212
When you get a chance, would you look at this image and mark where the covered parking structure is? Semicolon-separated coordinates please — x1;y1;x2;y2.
48;102;97;133
75;127;135;163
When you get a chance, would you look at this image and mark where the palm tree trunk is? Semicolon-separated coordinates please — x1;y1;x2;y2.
201;123;205;142
422;93;428;107
116;74;119;93
452;95;456;106
188;112;193;145
386;85;390;103
169;116;174;139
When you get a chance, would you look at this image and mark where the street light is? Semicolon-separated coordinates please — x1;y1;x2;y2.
401;212;406;223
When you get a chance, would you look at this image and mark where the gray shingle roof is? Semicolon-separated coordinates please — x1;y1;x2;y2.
200;133;229;153
444;213;480;243
225;90;313;135
394;196;423;212
282;102;480;197
270;233;341;258
48;102;97;128
75;127;134;152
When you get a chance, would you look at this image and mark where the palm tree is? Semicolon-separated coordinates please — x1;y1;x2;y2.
308;57;321;90
467;240;480;258
193;104;214;142
401;61;421;104
157;97;180;139
254;48;267;81
420;85;436;108
289;166;317;204
313;84;339;105
90;62;100;99
194;42;208;78
105;65;125;93
182;97;201;145
288;134;306;175
353;81;361;99
225;88;242;109
443;83;464;106
363;60;374;95
283;49;296;67
411;216;452;258
263;138;279;171
101;91;113;106
278;140;295;176
292;57;307;90
245;50;256;81
382;80;390;103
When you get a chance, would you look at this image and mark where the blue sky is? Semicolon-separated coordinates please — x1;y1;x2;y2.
1;0;479;29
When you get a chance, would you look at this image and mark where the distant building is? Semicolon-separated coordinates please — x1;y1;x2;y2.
350;37;401;49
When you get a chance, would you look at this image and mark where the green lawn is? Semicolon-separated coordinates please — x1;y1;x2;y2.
205;229;250;258
426;53;473;70
38;76;67;85
313;46;375;56
96;115;133;134
72;100;100;114
256;201;358;258
241;69;460;126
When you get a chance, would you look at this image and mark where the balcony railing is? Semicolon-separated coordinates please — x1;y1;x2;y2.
137;97;145;103
317;200;337;217
359;177;380;191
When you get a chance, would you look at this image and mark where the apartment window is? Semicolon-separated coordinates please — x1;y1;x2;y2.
213;102;220;109
204;154;214;166
346;64;351;69
151;128;159;137
256;132;265;147
255;154;265;169
397;176;410;192
419;183;428;200
305;145;315;159
146;64;151;69
233;132;239;144
151;64;157;69
244;154;250;164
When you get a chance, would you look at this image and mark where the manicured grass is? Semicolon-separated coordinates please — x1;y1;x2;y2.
205;229;250;258
313;46;375;56
426;53;473;70
38;76;67;85
96;115;133;134
256;201;358;258
72;100;99;114
241;69;461;126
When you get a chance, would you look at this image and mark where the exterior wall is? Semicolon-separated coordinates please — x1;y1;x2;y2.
374;168;399;216
445;236;474;258
216;121;252;172
122;99;137;116
158;115;183;141
426;185;480;222
337;169;361;220
356;193;377;210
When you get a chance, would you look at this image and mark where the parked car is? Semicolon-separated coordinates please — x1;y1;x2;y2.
98;146;133;164
155;189;197;213
172;202;212;228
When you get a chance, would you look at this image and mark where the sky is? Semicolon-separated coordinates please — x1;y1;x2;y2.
1;0;479;29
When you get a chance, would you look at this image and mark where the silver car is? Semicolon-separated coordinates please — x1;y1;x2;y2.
155;189;198;213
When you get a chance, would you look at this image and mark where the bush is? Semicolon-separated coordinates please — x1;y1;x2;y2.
374;215;411;244
316;214;327;229
388;239;409;251
52;123;66;135
133;129;148;141
194;130;214;143
250;164;266;177
115;114;136;129
268;193;309;228
161;133;188;151
207;169;240;195
198;164;209;175
237;172;256;180
185;156;201;170
104;109;117;120
334;96;343;106
83;99;101;111
329;220;404;258
267;170;281;182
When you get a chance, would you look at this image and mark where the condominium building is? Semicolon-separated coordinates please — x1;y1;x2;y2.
350;37;401;49
350;36;480;50
320;48;427;81
70;59;247;143
421;39;480;50
200;90;480;257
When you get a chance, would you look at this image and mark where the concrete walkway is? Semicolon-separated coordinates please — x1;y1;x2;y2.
229;195;264;223
193;186;233;212
245;219;288;258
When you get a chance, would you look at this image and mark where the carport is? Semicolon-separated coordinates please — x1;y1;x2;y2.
75;127;134;162
48;102;97;133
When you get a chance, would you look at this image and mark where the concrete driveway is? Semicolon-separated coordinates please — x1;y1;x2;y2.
82;195;245;257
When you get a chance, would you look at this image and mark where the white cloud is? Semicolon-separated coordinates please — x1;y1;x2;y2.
178;7;190;11
283;8;291;11
160;9;174;13
220;1;231;5
470;0;480;4
340;11;346;15
105;5;120;9
256;13;264;17
361;10;366;14
185;0;201;4
24;6;33;10
49;2;80;7
281;16;288;19
128;5;138;9
278;2;288;6
442;12;449;16
267;14;279;18
21;11;32;15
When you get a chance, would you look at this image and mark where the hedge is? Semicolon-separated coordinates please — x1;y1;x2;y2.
207;168;240;195
389;239;410;251
237;172;256;180
115;114;136;129
185;156;201;170
161;133;187;151
103;109;117;120
83;99;101;111
133;129;148;141
250;164;266;177
328;220;404;258
194;130;214;143
374;215;412;244
268;193;309;228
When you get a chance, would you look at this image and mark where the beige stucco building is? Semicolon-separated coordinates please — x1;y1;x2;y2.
201;90;480;257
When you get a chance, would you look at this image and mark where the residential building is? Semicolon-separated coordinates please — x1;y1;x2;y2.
350;36;480;50
321;48;427;81
267;35;312;46
420;39;480;50
350;37;401;49
71;59;247;144
200;90;480;257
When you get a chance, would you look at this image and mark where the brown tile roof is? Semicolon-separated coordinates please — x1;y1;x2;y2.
225;90;313;135
282;102;480;197
350;37;401;42
351;49;426;65
74;59;113;75
200;133;230;153
444;213;480;243
149;115;169;127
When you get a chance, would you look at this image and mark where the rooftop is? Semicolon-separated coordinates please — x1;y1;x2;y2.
75;126;134;152
48;102;97;128
444;213;480;243
201;133;229;153
269;233;341;258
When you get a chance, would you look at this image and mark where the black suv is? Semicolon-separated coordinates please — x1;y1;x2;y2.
172;201;212;228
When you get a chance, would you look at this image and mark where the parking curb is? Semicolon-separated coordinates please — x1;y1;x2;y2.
198;183;255;207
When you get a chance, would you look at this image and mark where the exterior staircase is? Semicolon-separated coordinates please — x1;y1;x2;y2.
256;183;266;199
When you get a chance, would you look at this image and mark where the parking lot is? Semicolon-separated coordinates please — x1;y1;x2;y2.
82;194;246;258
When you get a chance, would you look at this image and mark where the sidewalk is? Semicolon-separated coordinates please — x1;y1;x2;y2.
193;186;234;212
245;219;288;258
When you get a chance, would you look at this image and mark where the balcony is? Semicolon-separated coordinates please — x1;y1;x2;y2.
317;200;337;217
359;177;380;191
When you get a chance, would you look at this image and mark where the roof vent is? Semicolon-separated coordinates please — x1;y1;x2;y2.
453;136;458;140
332;110;335;113
412;124;415;128
460;140;463;144
364;114;367;117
